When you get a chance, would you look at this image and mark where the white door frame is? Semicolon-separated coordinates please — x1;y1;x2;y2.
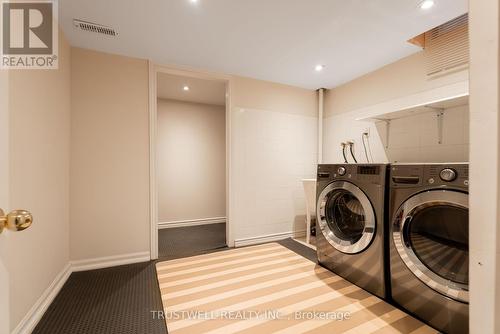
148;61;234;260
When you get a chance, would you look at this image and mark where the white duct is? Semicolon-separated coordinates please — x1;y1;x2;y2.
317;88;324;164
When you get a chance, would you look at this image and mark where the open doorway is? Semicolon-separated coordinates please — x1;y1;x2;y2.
153;70;228;259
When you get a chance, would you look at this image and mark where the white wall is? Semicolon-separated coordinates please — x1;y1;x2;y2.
323;105;469;163
383;105;469;162
7;31;71;330
231;77;318;243
323;49;470;164
70;48;150;261
469;0;500;332
157;99;226;222
323;112;388;164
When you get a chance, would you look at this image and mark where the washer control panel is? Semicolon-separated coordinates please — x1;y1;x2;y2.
317;164;387;185
439;168;457;182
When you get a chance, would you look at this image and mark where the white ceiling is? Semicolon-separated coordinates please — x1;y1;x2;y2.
157;73;226;106
59;0;468;89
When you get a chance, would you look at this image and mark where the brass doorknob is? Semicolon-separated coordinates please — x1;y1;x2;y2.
0;209;33;234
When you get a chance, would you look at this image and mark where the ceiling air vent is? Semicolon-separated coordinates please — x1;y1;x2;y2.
73;19;118;37
425;14;469;77
408;14;469;78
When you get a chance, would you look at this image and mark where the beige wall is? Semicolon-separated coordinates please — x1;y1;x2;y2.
325;51;468;117
469;0;500;332
70;48;150;260
322;50;470;164
7;32;71;330
232;76;317;116
68;52;318;254
157;99;226;222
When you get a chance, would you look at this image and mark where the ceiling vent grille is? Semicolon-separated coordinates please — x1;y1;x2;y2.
73;19;118;37
424;14;469;77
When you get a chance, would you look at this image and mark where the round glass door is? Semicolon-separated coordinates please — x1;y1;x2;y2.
393;190;469;303
317;181;376;254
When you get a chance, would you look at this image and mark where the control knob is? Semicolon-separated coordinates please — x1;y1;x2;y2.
337;166;346;176
440;168;457;182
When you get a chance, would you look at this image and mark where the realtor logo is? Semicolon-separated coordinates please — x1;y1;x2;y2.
1;0;58;69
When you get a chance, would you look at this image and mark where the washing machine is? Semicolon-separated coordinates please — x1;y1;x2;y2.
389;163;469;334
316;164;389;299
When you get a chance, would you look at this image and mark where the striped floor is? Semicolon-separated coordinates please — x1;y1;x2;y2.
156;243;437;334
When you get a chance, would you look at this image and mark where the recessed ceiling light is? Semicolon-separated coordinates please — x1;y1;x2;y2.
315;64;325;72
420;0;435;10
190;0;198;3
183;85;190;91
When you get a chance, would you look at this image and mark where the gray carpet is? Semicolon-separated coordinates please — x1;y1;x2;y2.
158;223;227;260
32;237;316;334
32;261;167;334
277;238;317;263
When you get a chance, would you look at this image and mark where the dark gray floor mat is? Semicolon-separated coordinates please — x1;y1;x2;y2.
32;237;315;334
32;261;167;334
158;223;227;260
278;238;317;263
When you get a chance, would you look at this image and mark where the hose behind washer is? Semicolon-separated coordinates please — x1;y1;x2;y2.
341;143;348;163
349;143;357;163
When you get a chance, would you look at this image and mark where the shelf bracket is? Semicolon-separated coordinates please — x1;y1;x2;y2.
437;111;444;144
374;119;391;148
430;108;445;145
423;105;445;144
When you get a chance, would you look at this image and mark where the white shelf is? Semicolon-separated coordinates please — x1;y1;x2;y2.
354;80;469;122
358;94;469;122
356;93;469;149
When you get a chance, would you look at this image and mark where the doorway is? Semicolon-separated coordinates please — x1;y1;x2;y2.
149;65;231;259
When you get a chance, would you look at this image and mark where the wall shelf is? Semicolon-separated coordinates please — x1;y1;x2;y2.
357;94;469;122
359;94;469;149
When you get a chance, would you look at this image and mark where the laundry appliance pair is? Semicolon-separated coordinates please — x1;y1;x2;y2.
316;163;469;334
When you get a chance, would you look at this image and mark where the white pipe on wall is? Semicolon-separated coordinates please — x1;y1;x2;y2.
318;88;324;164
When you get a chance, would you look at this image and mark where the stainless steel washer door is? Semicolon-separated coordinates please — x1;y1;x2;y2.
393;190;469;303
317;181;376;254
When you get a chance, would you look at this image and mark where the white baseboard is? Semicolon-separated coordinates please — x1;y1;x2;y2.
234;230;306;248
13;251;152;333
158;217;226;229
71;252;151;272
12;263;72;334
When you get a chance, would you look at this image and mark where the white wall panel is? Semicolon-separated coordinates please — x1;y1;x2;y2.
231;108;317;240
323;105;469;164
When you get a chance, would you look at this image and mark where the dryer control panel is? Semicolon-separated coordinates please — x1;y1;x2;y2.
426;164;468;187
391;164;469;189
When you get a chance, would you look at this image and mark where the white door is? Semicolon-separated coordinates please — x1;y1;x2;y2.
0;68;10;333
0;70;34;333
